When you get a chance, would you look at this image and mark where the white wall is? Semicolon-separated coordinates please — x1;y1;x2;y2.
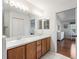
42;10;58;52
57;17;64;32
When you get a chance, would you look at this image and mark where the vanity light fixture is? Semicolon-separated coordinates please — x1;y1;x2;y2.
10;0;15;7
8;0;29;12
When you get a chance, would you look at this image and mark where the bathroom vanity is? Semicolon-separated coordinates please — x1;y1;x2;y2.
7;36;51;59
4;1;51;59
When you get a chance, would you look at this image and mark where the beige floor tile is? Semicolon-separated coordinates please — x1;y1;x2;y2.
41;51;70;59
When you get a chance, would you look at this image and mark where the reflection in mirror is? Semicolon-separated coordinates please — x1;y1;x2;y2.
3;1;10;37
3;1;39;39
11;17;24;37
38;20;42;29
30;19;35;35
58;25;60;31
3;0;45;41
44;20;49;29
56;8;77;38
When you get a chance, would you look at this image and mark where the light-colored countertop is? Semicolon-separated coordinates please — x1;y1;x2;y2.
6;34;51;49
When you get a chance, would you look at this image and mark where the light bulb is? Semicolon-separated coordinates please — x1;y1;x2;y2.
10;1;15;6
9;0;29;12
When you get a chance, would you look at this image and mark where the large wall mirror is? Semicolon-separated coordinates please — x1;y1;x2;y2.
3;2;39;38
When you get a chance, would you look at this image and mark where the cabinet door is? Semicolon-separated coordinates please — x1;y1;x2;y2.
46;37;51;51
7;46;25;59
41;39;47;55
37;40;42;59
26;42;37;59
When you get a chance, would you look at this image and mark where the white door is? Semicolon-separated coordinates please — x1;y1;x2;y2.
12;18;24;37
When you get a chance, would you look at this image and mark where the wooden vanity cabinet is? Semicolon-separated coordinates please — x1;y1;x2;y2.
46;37;51;52
41;39;47;55
26;42;37;59
37;40;42;59
7;37;51;59
7;45;25;59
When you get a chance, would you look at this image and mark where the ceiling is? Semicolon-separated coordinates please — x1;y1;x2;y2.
26;0;76;23
6;0;76;16
57;8;76;23
26;0;77;12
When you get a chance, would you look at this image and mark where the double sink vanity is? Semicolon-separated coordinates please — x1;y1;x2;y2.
6;35;51;59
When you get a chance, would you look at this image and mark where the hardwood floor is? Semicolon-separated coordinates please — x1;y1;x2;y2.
57;38;75;58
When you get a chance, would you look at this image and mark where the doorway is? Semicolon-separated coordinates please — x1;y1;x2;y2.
56;8;76;58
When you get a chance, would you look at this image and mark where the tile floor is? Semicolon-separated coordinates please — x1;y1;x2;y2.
41;51;70;59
